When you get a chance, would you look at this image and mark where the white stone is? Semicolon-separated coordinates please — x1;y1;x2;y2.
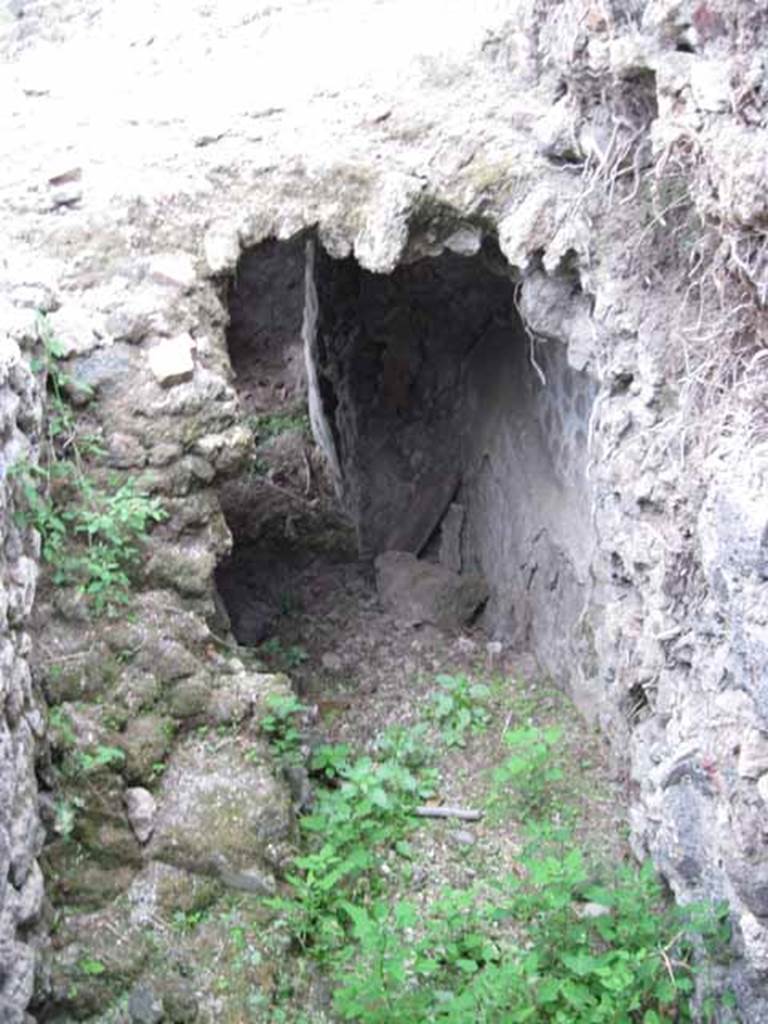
147;253;197;290
321;652;343;672
124;787;157;845
499;184;569;271
455;637;477;655
741;912;768;974
147;333;195;387
48;308;104;358
444;226;482;256
14;861;44;926
534;98;580;161
690;60;732;113
576;901;611;919
353;172;421;272
609;35;651;76
193;426;251;471
450;829;476;847
203;223;240;275
738;730;768;780
0;338;21;377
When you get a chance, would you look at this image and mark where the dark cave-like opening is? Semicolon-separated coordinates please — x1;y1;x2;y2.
310;240;523;556
225;234;307;408
215;232;597;688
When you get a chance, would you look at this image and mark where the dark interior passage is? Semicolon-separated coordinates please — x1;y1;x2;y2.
225;234;308;416
215;232;598;694
310;240;525;555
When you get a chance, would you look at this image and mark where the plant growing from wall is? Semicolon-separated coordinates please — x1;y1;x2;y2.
11;314;166;614
248;410;310;444
260;693;308;763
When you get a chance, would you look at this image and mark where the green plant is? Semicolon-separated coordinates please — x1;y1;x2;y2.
268;747;433;956
428;674;491;748
284;644;310;669
331;829;734;1023
53;796;84;840
374;722;434;771
261;693;307;762
279;591;304;616
487;725;566;819
259;637;310;671
259;680;735;1024
78;957;106;977
49;706;77;748
11;314;166;614
68;744;126;777
246;455;270;480
248;410;310;443
172;908;208;933
310;743;352;780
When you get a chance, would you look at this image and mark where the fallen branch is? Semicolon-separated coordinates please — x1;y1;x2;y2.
415;805;483;822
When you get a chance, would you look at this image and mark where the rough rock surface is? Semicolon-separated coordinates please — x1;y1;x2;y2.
0;336;45;1022
124;787;157;845
147;736;294;892
375;551;488;630
0;0;766;1020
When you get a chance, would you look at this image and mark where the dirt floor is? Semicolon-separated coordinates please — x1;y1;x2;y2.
243;535;632;903
214;326;632;932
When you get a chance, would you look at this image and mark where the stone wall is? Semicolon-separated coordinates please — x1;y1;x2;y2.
10;269;299;1021
461;304;597;698
1;0;767;1019
0;330;44;1024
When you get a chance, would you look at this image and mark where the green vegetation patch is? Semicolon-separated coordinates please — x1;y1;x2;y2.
257;673;735;1022
11;314;166;614
248;410;310;444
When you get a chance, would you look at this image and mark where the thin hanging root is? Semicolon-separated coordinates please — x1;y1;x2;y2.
513;282;547;387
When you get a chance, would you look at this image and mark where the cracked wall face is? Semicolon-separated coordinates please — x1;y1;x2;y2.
461;309;598;699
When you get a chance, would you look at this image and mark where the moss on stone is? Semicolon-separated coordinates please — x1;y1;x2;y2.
166;674;211;719
119;713;175;784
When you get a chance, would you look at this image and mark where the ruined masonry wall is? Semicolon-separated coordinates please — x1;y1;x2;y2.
0;336;44;1024
1;0;767;1019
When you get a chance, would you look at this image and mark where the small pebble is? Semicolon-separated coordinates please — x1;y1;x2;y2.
576;901;611;919
411;867;429;889
128;985;163;1024
450;829;476;847
486;640;503;660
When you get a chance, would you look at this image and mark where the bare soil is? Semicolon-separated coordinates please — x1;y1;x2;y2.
218;332;632;943
247;535;632;907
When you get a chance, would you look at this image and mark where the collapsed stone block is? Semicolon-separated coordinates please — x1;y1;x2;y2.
375;550;488;630
147;334;195;388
